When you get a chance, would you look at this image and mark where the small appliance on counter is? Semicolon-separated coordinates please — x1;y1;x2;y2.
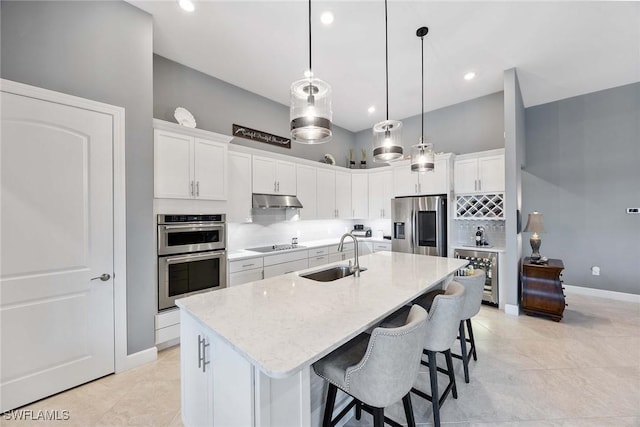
352;224;372;237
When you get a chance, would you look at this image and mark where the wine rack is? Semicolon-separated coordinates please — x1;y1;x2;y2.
455;194;504;219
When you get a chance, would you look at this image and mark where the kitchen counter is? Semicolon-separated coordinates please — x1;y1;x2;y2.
177;252;466;426
227;236;391;261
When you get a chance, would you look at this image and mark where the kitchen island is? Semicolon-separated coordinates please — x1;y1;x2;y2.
177;251;467;427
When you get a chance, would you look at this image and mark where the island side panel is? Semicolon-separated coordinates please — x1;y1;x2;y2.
255;367;312;426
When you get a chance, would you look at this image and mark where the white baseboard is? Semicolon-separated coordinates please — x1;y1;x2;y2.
117;346;158;373
563;285;640;303
504;304;520;316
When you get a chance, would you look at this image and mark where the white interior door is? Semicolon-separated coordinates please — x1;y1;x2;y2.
1;91;115;412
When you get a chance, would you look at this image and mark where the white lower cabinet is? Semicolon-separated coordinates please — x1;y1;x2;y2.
308;255;329;268
264;258;309;278
181;312;254;427
229;268;263;286
373;242;392;252
181;313;214;427
329;251;354;263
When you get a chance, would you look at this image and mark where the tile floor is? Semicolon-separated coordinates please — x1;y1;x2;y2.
2;293;638;426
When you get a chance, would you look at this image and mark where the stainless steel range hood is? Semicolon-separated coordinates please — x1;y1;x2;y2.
252;193;303;209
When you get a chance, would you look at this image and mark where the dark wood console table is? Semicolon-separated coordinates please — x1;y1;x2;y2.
521;258;566;321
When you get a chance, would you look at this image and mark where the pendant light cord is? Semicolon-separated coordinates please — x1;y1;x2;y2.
421;33;424;143
384;0;389;121
308;0;312;74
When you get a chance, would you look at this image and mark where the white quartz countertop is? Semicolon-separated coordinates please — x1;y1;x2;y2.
177;252;467;378
227;237;392;261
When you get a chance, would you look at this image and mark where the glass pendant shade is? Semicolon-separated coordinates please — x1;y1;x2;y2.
373;119;403;162
290;77;332;144
410;141;435;172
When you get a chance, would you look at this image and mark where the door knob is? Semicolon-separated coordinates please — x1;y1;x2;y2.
91;273;111;282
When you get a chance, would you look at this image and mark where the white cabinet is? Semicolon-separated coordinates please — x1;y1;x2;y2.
227;151;252;223
372;242;392;252
296;165;317;220
154;129;228;200
316;168;336;219
335;170;352;219
263;250;309;279
229;257;264;286
181;313;214;427
351;173;368;219
181;311;254;427
392;154;452;197
252;155;296;195
454;150;504;194
308;246;330;268
329;251;354;263
368;170;392;219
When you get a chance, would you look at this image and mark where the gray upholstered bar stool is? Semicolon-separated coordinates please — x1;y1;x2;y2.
451;269;485;383
313;305;428;427
410;281;465;427
380;283;465;427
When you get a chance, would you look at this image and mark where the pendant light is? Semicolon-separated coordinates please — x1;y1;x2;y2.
372;0;403;163
290;0;332;144
410;26;435;173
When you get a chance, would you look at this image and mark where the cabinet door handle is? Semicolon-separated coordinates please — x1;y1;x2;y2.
418;183;421;193
198;335;210;373
415;183;418;194
478;180;481;191
242;263;255;268
274;181;277;192
277;181;280;192
196;181;200;197
190;181;195;196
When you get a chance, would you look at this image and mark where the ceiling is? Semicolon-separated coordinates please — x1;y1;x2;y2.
130;1;640;133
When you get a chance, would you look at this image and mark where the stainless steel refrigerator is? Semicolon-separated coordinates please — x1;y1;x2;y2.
391;195;447;256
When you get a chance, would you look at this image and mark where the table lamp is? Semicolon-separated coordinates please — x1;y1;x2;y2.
523;211;545;261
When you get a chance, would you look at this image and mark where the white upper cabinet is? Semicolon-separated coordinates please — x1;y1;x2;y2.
252;155;296;195
194;138;227;200
296;164;317;220
351;173;368;219
392;154;453;197
316;168;336;219
368;170;392;219
227;151;252;223
454;149;504;194
154;128;228;200
335;170;352;219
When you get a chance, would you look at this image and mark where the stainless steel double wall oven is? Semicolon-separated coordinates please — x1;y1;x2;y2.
157;214;227;311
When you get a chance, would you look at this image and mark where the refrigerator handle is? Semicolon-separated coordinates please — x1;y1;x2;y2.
411;209;417;250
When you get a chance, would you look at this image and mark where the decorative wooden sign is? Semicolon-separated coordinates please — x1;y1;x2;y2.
232;124;291;149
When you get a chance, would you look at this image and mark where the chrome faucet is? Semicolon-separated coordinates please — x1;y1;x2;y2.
338;232;360;277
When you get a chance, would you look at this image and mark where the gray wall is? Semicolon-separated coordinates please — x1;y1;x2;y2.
503;69;526;308
154;55;356;166
1;1;155;353
354;91;504;166
522;82;640;295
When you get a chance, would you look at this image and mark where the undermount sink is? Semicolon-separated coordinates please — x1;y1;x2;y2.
300;265;367;282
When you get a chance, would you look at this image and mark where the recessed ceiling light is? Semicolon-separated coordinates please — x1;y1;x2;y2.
464;71;476;81
179;0;195;12
320;11;334;25
368;106;376;114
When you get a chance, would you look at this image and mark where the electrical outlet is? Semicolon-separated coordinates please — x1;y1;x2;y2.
591;266;600;276
627;208;639;214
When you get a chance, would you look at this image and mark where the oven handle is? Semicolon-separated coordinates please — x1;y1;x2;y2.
160;224;224;231
165;252;225;264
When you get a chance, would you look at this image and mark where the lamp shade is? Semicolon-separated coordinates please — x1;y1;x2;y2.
523;211;545;234
410;141;434;172
290;78;332;144
372;119;403;162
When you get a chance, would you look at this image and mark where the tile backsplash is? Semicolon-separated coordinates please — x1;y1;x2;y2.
454;219;506;248
227;211;392;251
